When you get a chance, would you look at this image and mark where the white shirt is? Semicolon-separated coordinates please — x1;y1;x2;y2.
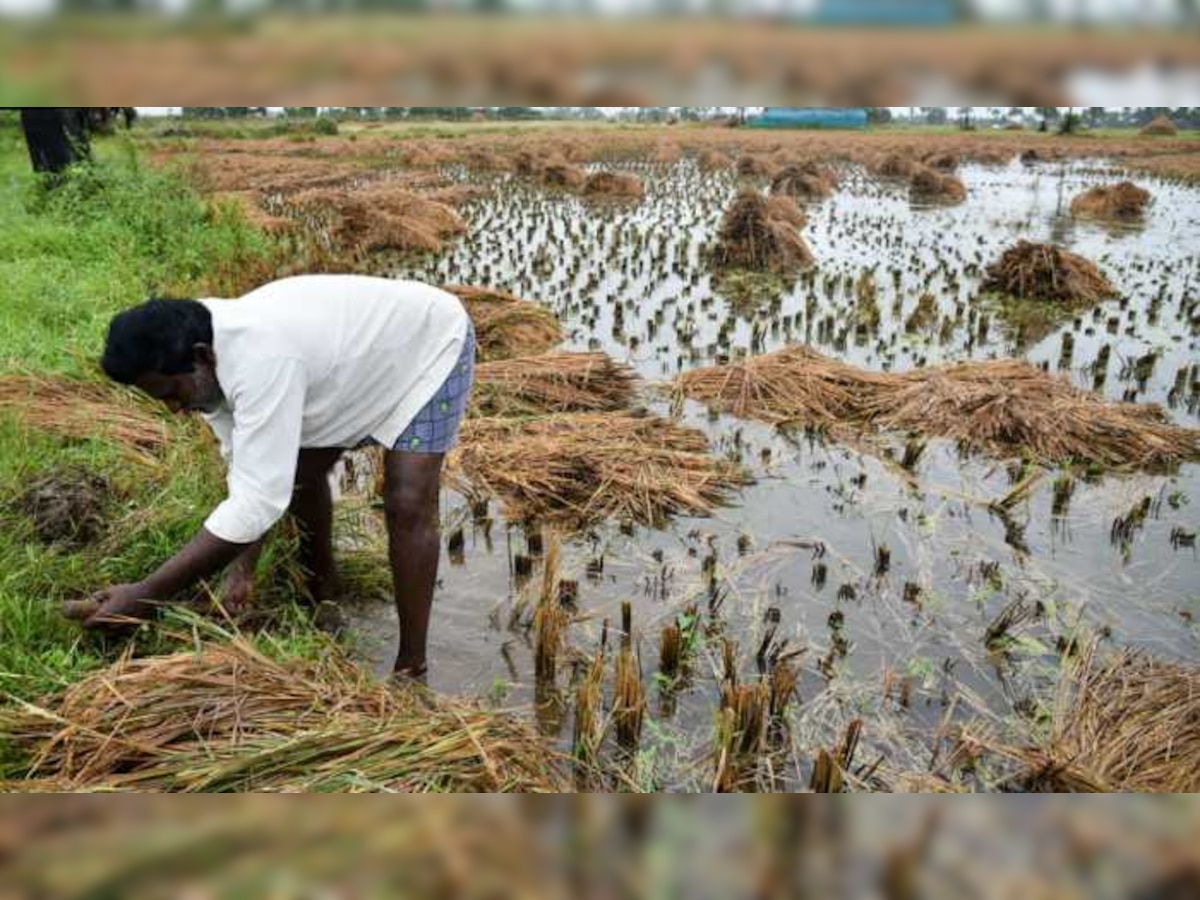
199;275;469;544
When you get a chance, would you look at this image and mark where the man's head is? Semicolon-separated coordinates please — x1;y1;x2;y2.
101;299;224;415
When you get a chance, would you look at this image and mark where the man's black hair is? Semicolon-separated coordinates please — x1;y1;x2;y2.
101;299;213;385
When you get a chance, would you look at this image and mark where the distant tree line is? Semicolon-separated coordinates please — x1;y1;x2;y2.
179;106;1200;130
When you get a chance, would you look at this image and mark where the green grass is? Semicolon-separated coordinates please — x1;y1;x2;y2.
0;120;316;705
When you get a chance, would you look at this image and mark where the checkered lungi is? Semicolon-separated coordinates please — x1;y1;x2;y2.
391;321;475;454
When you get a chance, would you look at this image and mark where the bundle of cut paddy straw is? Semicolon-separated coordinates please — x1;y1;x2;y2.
445;285;563;361
1069;181;1151;222
675;347;1200;468
287;186;466;254
0;636;566;793
909;165;967;205
983;240;1118;307
861;359;1200;469
972;644;1200;793
0;375;168;457
471;352;637;418
770;163;837;202
1140;114;1178;136
448;413;746;527
541;163;587;191
582;171;644;200
710;189;814;274
675;345;887;427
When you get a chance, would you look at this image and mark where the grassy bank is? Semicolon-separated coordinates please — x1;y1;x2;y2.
0;118;314;707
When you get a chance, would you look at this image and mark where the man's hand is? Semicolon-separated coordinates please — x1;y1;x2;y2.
83;582;157;631
218;566;256;617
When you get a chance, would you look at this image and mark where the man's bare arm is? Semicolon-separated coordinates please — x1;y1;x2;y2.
140;528;251;600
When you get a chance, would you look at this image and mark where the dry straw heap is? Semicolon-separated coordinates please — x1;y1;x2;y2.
0;635;567;793
983;241;1118;307
676;346;1200;469
0;375;168;460
287;186;466;255
1140;114;1178;136
972;645;1200;793
908;165;967;205
710;190;814;274
1069;181;1151;222
445;285;563;361
582;171;645;200
770;163;837;202
471;352;636;418
541;162;587;191
447;413;746;527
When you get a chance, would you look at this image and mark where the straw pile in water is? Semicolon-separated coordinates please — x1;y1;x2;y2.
710;190;814;273
736;155;775;178
0;375;168;458
288;186;466;255
860;359;1200;469
770;163;836;202
582;171;644;199
675;345;886;427
982;241;1118;307
1070;182;1151;222
445;285;563;361
676;347;1200;468
0;636;566;793
973;645;1200;793
875;152;917;179
447;413;746;527
698;149;733;171
909;165;967;204
471;352;636;418
1140;114;1178;136
541;163;587;191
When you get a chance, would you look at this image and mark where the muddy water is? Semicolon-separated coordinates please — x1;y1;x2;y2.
355;157;1197;789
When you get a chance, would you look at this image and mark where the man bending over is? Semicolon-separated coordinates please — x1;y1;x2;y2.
91;275;475;680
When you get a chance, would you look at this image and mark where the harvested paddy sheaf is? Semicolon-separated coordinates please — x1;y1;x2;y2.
677;347;1200;468
0;635;567;793
582;171;645;200
445;285;564;361
770;163;836;202
0;375;168;458
676;345;886;427
471;352;637;418
921;152;959;173
982;241;1118;307
736;155;775;178
710;190;814;274
873;152;917;179
973;645;1200;793
447;413;746;527
1140;114;1179;136
698;149;733;171
541;162;587;191
286;186;467;255
860;360;1200;469
908;165;967;205
1069;181;1152;222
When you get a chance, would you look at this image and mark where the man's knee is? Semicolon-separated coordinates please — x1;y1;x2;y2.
383;480;438;531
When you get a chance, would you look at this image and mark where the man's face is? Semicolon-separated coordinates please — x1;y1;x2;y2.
135;347;223;416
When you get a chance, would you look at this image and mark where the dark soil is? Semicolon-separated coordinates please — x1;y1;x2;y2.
14;469;113;548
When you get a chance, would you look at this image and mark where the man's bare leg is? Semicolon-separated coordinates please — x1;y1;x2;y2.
382;450;444;677
292;448;344;606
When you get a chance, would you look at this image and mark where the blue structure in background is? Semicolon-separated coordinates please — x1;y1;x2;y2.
812;0;957;26
748;108;869;130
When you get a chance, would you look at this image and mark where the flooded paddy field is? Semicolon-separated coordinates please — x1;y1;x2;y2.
6;119;1197;794
361;149;1200;790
